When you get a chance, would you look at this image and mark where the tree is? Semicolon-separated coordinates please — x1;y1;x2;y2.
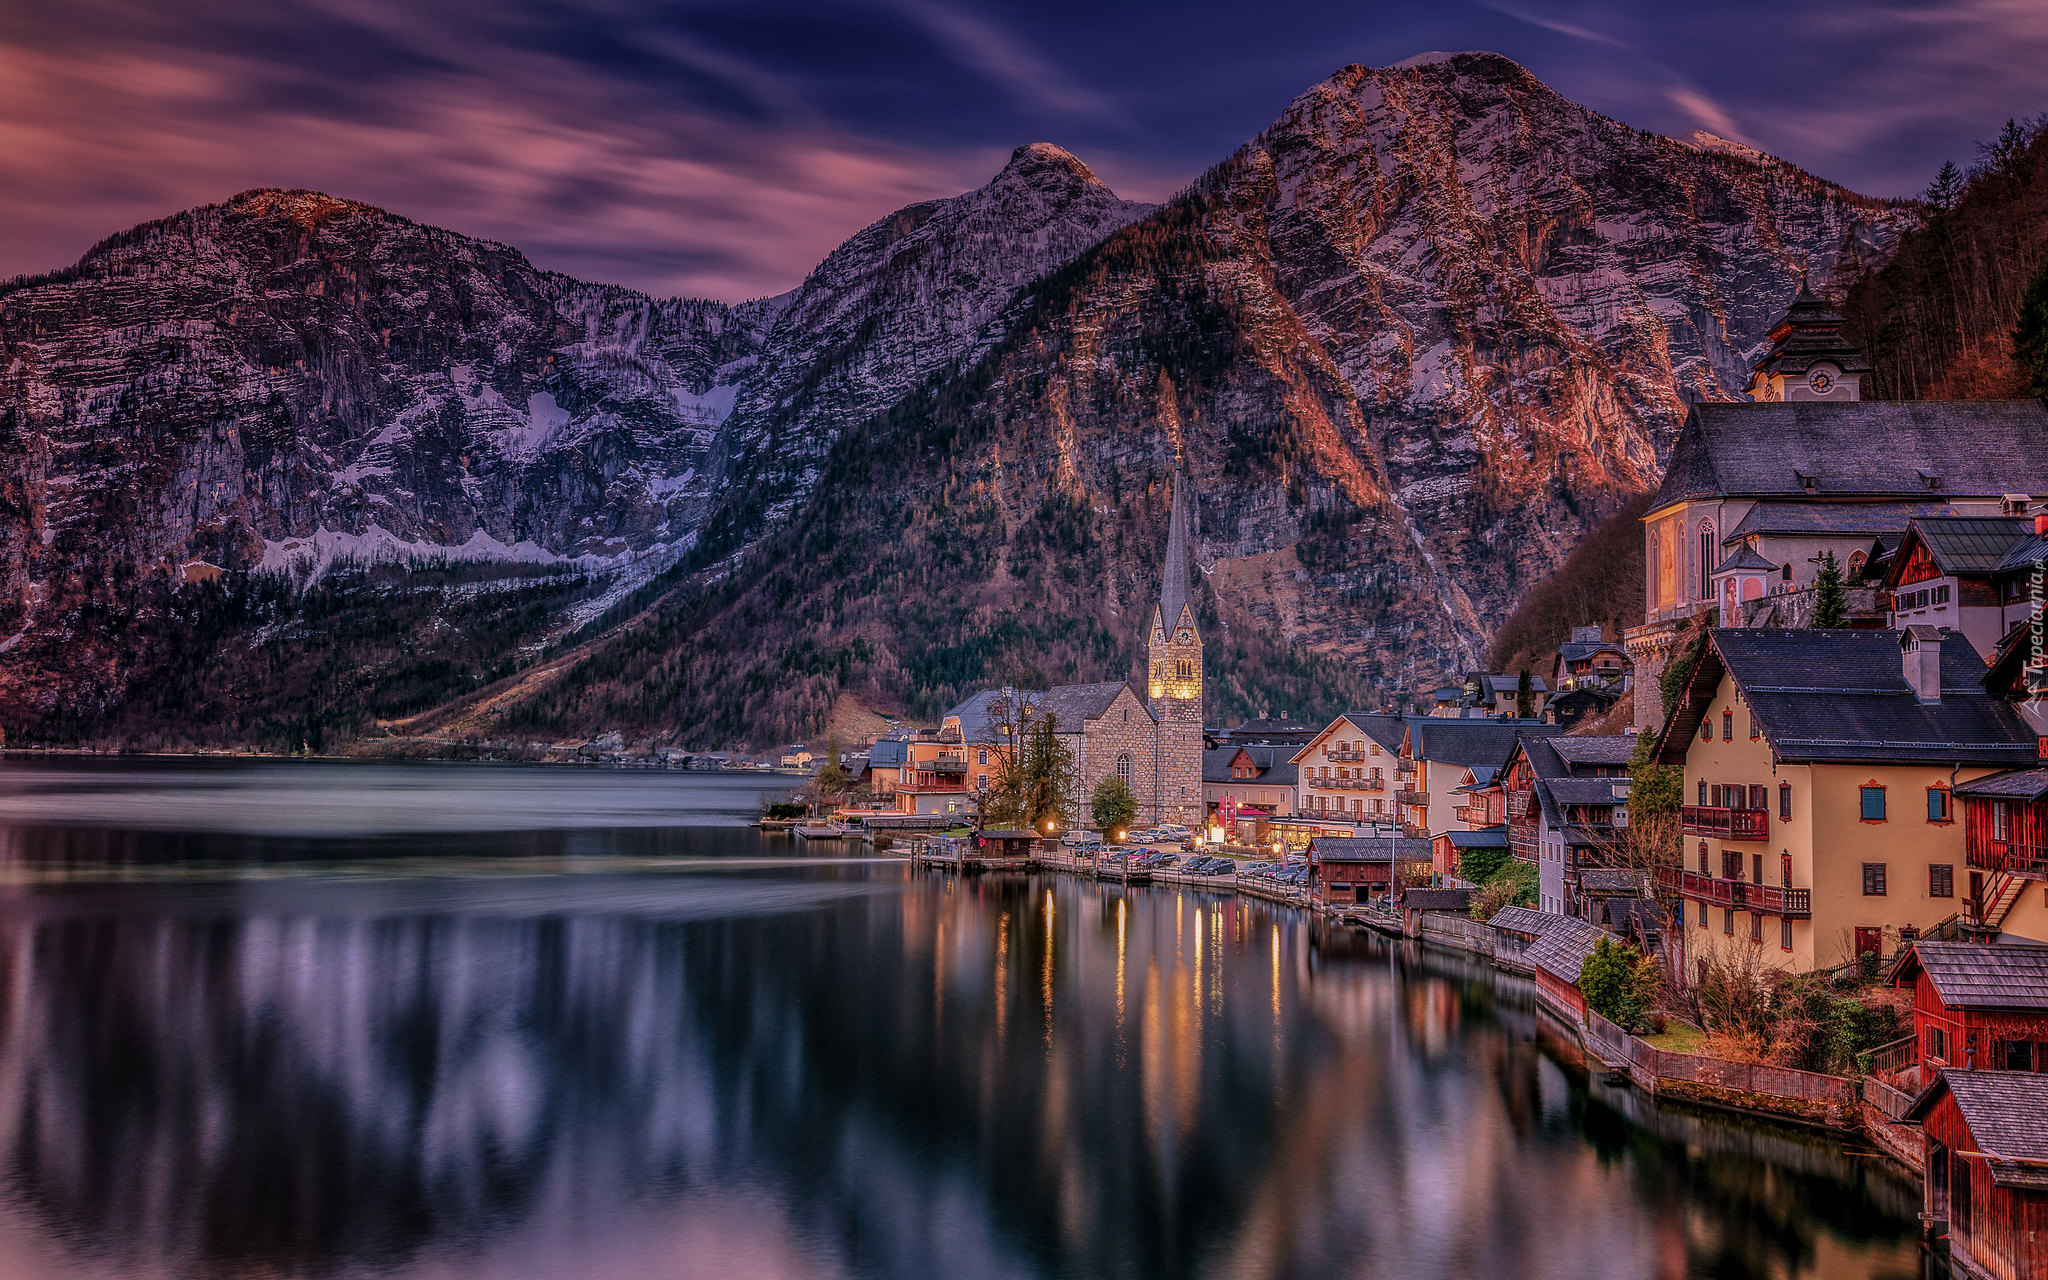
1810;551;1847;628
1091;774;1138;839
2016;260;2048;402
986;712;1076;831
1925;160;1965;212
1514;668;1535;718
1579;937;1664;1030
814;734;849;792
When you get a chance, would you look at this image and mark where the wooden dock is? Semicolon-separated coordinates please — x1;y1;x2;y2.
793;823;849;840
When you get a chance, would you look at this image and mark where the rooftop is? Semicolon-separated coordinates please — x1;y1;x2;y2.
1911;1070;2048;1188
1724;499;1952;542
1310;836;1432;863
1412;718;1561;768
1890;516;2040;581
1954;768;2048;803
1894;941;2048;1010
1651;400;2048;512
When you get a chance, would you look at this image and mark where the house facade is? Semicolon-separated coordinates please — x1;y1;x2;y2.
1883;516;2043;660
1496;735;1635;917
1653;627;2039;977
1955;767;2048;941
1289;714;1405;824
1908;1070;2048;1280
1403;719;1560;840
1202;744;1299;822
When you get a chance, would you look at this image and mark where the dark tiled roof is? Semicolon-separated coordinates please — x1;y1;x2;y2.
1311;836;1432;863
1340;713;1409;749
1522;916;1605;983
1577;868;1642;895
1724;499;1950;541
1997;532;2048;575
1651;400;2048;511
1550;736;1637;766
1037;682;1136;728
1487;906;1553;938
1445;828;1508;848
1912;1070;2048;1186
1713;544;1782;574
1414;719;1561;768
1557;638;1626;663
1403;889;1475;911
1204;744;1299;785
1545;777;1630;805
1954;768;2048;802
867;738;909;768
1660;629;2039;766
1604;898;1669;935
1897;941;2048;1010
1479;674;1548;696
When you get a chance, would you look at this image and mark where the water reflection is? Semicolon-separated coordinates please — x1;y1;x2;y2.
0;856;1925;1280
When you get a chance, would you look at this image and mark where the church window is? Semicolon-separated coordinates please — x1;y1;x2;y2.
1116;754;1132;785
1699;522;1716;600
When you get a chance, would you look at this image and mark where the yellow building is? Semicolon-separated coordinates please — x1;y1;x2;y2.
1652;626;2039;977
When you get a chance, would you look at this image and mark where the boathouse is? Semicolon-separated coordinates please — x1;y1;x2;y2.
1889;941;2048;1083
1907;1068;2048;1280
1307;836;1430;905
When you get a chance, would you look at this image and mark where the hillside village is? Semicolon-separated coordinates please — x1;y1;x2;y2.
821;287;2048;1280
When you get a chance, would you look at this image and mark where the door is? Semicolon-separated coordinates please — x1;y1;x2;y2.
1854;927;1883;959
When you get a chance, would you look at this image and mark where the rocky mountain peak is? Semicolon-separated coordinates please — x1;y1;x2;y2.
225;188;389;230
994;142;1108;190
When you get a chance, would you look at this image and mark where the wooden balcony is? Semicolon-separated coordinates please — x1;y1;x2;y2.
1969;838;2048;879
1680;805;1770;841
1506;792;1532;818
1395;790;1428;807
927;757;969;775
1655;867;1810;917
1325;750;1365;763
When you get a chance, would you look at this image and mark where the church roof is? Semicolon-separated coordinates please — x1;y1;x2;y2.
1724;499;1951;542
1651;400;2048;512
1712;543;1781;575
1155;461;1197;632
1036;682;1136;729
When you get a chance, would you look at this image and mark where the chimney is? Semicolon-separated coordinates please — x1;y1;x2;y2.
2036;510;2048;538
1902;626;1942;702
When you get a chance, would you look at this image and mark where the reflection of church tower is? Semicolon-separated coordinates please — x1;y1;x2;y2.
1146;456;1204;825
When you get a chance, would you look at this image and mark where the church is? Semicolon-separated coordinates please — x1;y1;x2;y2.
938;461;1206;827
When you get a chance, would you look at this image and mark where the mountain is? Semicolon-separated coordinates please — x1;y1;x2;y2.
0;53;1916;749
478;52;1914;747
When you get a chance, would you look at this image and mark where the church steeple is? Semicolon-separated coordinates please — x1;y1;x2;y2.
1146;452;1201;703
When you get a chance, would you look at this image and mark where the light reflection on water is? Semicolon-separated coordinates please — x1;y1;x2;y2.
0;763;1931;1280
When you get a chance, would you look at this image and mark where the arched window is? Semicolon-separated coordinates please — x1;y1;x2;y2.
1848;550;1866;578
1116;754;1132;784
1699;522;1716;599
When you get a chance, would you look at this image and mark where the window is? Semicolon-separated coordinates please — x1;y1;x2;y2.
1781;853;1792;887
1723;849;1741;880
1723;709;1733;740
2005;1040;2036;1071
1995;800;2010;840
1698;841;1710;874
1927;1024;1947;1063
1700;720;1712;742
1860;785;1887;822
1699;523;1715;600
1369;744;1380;756
1699;906;1708;930
1749;713;1760;740
1752;853;1763;884
1930;864;1954;898
1779;782;1792;821
977;750;988;766
1780;919;1793;950
1116;754;1132;784
1749;785;1769;811
1698;781;1709;807
1673;901;1685;929
1723;908;1735;935
1927;787;1952;823
1862;863;1888;896
1750;912;1763;943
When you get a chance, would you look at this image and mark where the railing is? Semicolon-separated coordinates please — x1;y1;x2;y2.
928;757;969;774
1863;1033;1919;1077
1655;867;1810;916
1968;837;2048;878
1509;827;1538;861
1325;750;1364;763
1680;805;1770;841
897;780;967;793
1308;776;1386;792
1862;1076;1919;1122
1395;790;1428;807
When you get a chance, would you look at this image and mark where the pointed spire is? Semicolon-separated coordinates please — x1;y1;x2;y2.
1158;454;1194;632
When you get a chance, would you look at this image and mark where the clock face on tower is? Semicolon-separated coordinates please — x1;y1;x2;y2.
1809;370;1833;394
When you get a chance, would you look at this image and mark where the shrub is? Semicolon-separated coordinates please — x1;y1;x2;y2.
1580;937;1664;1030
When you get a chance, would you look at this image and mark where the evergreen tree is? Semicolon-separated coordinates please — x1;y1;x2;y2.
1811;551;1847;628
2016;260;2048;401
1925;160;1964;212
814;734;849;792
1514;668;1534;718
1091;774;1138;839
986;713;1077;831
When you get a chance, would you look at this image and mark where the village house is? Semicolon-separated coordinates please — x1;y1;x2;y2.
1288;714;1405;824
1882;515;2044;660
1622;290;2048;731
1466;673;1549;718
1306;835;1432;907
1953;767;2048;941
1494;734;1635;917
1652;627;2039;977
1401;718;1560;839
1889;941;2048;1086
1551;624;1631;692
1432;827;1507;884
1907;1069;2048;1280
1547;684;1623;730
1202;743;1299;831
1488;906;1604;1018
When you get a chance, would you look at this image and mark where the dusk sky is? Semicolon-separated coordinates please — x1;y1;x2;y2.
4;0;2045;302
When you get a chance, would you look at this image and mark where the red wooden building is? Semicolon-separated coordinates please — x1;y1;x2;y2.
1954;767;2048;934
1907;1069;2048;1280
1890;942;2048;1088
1308;836;1432;906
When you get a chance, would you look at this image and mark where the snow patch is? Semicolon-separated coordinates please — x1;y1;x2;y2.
670;383;738;426
260;525;569;583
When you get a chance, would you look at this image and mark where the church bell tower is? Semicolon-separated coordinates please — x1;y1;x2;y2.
1146;454;1204;825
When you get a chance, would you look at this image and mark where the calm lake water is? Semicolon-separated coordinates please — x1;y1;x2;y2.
0;760;1931;1279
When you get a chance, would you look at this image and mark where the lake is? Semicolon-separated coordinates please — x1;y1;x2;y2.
0;760;1931;1279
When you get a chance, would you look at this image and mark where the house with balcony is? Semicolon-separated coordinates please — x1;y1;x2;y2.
1495;735;1635;916
1621;290;2048;732
1882;515;2043;661
1401;718;1561;840
1289;714;1406;824
1652;626;2040;978
1203;744;1299;825
1953;767;2048;942
1552;625;1631;693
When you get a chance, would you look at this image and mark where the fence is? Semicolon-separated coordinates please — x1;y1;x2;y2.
1862;1075;1919;1122
1418;913;1495;956
1573;1006;1857;1111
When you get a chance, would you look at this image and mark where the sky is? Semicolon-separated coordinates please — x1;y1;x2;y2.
2;0;2045;302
